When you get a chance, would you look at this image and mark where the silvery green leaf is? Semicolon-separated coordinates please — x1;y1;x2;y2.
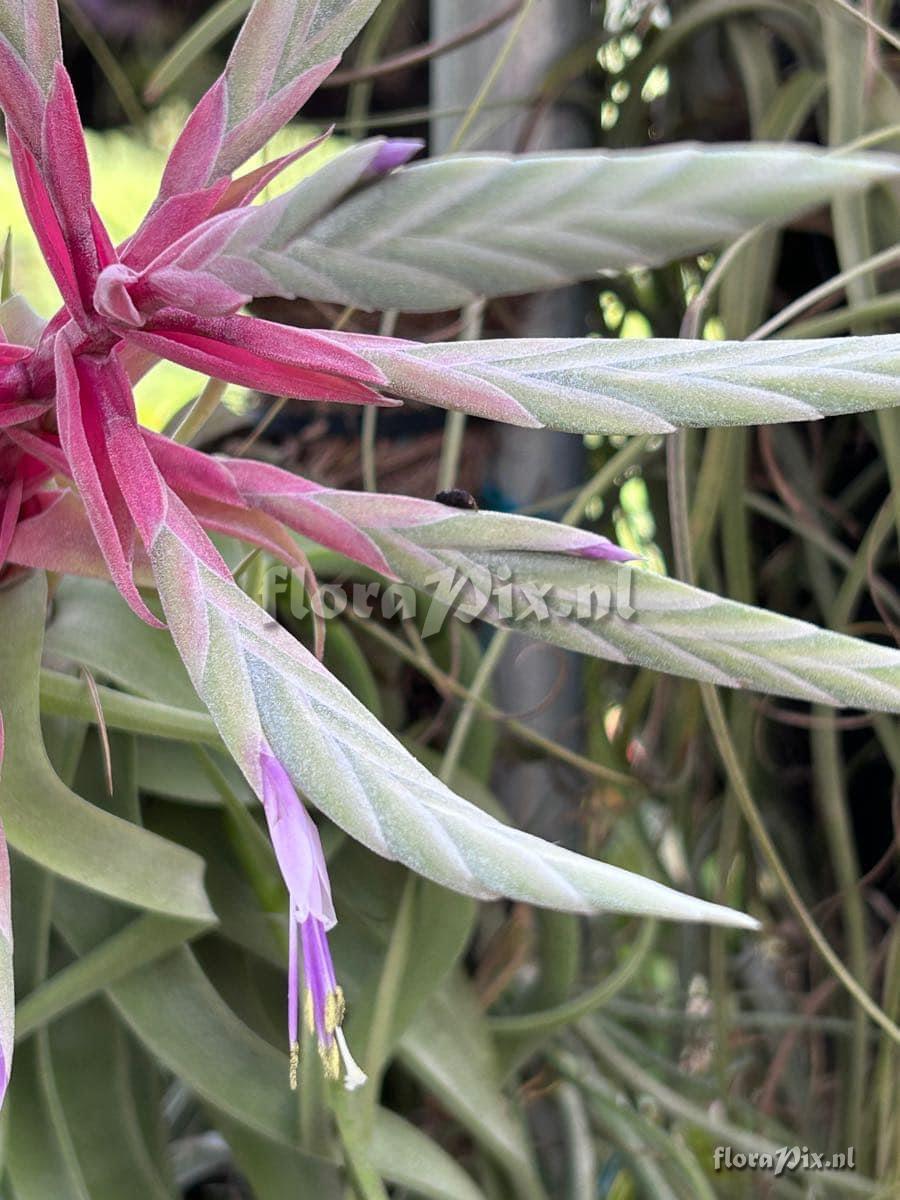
0;0;61;90
223;476;900;712
0;0;61;162
182;0;381;183
149;525;758;929
216;143;900;310
338;333;900;434
225;0;380;127
350;526;900;711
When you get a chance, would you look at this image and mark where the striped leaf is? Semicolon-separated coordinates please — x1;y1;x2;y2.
205;474;900;713
345;529;900;712
333;333;900;433
148;523;758;929
211;142;900;310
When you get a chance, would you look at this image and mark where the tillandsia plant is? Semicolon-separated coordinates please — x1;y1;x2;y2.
0;0;899;1191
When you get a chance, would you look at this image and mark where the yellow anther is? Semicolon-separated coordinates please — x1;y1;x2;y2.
324;987;346;1034
303;988;315;1034
289;1041;300;1092
318;1039;340;1080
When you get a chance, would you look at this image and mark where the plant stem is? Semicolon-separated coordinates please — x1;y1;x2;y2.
173;378;228;445
436;301;485;492
39;669;219;746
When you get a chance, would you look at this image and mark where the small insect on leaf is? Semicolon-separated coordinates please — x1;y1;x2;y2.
435;488;479;511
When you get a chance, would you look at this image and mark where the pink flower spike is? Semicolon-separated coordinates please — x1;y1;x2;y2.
95;262;249;327
40;65;112;316
53;337;164;626
7;488;154;586
93;264;144;327
0;464;24;567
122;183;232;271
221;458;395;578
128;312;393;406
259;748;366;1092
8;128;87;325
0;403;48;428
156;77;228;203
143;431;247;509
6;426;69;476
146;268;249;321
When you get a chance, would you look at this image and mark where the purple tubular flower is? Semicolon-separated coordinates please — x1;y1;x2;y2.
259;748;366;1091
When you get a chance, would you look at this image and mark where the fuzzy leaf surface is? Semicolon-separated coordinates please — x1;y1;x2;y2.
337;333;900;433
148;525;757;928
212;143;900;310
347;531;900;711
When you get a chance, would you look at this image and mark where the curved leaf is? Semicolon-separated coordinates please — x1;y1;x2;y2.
46;577;200;710
148;526;758;929
215;143;900;311
15;912;208;1041
0;574;213;922
50;1001;177;1200
7;1037;90;1199
368;1108;489;1200
57;893;483;1200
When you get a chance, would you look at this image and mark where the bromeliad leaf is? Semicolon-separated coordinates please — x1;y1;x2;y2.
148;521;757;929
206;143;900;311
0;0;60;84
162;0;381;192
192;470;900;712
0;0;61;152
333;333;900;433
0;573;214;923
225;0;380;131
349;525;900;712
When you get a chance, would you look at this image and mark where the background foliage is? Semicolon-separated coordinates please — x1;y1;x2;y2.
2;1;899;1197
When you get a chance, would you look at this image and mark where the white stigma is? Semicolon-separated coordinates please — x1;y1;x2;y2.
335;1028;368;1092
